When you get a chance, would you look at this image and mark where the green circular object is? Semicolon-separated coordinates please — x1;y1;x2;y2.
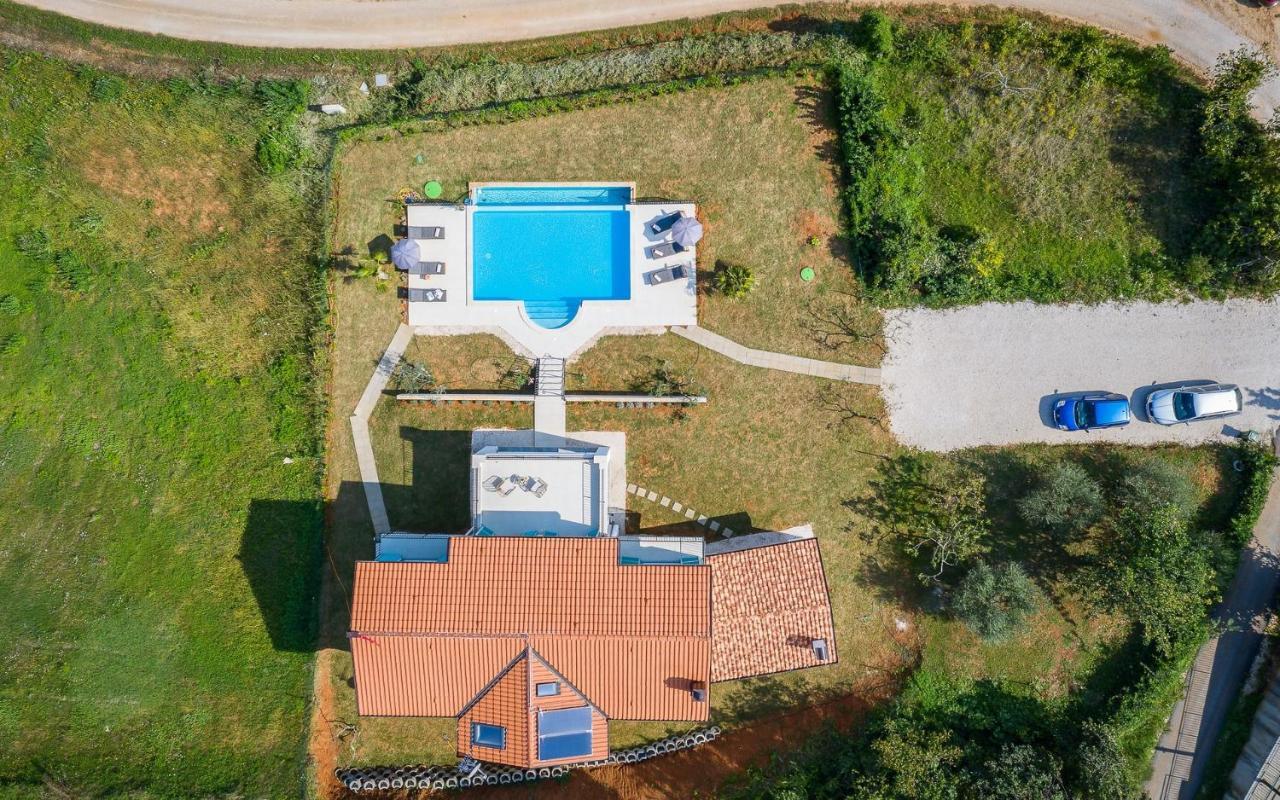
424;180;443;199
800;267;816;282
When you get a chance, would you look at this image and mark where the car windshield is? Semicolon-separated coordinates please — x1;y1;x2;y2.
1076;402;1094;428
1172;392;1198;421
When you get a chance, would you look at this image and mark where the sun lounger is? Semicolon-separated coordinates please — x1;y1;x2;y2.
531;477;548;498
645;241;686;260
649;212;682;234
482;475;504;492
474;525;496;537
409;261;445;276
407;288;447;302
644;263;691;286
408;225;444;239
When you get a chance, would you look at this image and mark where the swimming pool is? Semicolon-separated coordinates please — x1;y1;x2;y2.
471;184;633;329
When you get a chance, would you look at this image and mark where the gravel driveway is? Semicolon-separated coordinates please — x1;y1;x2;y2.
882;299;1280;451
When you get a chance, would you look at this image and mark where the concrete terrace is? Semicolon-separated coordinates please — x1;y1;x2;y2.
405;193;697;359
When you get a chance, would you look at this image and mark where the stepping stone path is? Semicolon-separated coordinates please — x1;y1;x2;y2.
626;484;735;538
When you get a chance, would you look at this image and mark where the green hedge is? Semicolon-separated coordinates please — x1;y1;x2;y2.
1227;440;1277;549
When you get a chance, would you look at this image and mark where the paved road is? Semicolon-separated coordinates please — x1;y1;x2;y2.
882;299;1280;451
11;0;1280;117
1147;461;1280;800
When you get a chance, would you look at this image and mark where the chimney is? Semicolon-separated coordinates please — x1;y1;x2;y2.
690;680;707;702
811;638;829;662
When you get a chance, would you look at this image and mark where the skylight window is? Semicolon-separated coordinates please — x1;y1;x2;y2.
471;722;506;750
536;681;560;697
537;706;593;761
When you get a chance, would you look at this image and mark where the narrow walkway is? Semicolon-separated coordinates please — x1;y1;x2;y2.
533;356;567;445
672;326;880;385
350;323;413;536
1148;454;1280;799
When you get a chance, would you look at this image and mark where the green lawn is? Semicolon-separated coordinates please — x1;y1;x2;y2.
0;51;322;798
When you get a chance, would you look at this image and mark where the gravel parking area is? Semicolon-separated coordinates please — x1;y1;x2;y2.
882;299;1280;451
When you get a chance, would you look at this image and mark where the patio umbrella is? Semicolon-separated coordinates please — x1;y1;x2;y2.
671;216;704;248
389;237;420;271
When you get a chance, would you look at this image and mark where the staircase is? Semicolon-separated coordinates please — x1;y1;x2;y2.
523;300;578;330
536;357;565;398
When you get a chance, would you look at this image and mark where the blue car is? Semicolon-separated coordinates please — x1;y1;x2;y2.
1053;392;1131;431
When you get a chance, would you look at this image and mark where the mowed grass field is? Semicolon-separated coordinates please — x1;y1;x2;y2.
0;51;322;798
331;76;882;366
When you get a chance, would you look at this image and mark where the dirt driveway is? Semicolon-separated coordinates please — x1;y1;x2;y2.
882;299;1280;451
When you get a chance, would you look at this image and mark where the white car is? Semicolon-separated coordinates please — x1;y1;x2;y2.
1146;383;1243;425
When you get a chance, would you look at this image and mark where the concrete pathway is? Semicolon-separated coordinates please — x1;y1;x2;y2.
1148;458;1280;799
883;299;1280;451
672;326;880;385
350;323;412;536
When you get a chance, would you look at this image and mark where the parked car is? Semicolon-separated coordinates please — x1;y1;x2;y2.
1053;392;1131;431
1146;383;1243;425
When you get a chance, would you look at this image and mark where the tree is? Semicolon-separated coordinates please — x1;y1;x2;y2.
974;744;1067;800
1086;505;1217;655
1018;461;1104;536
1114;458;1195;516
953;562;1043;642
713;261;757;298
857;10;896;60
1068;720;1136;800
870;453;989;583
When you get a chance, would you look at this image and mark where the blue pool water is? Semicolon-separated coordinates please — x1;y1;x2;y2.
471;185;633;329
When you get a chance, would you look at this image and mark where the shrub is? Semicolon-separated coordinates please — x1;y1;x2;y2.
1087;505;1217;655
858;10;896;60
631;358;702;399
1114;458;1196;516
255;127;302;175
1018;461;1105;535
14;229;50;259
713;261;756;298
0;333;26;356
0;295;21;316
918;225;1000;304
1227;440;1278;548
52;250;93;292
253;79;310;119
393;361;435;393
974;744;1066;800
953;561;1042;642
1192;50;1280;290
89;73;125;102
1070;720;1134;799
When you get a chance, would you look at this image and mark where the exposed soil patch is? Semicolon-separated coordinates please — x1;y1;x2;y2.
84;147;231;231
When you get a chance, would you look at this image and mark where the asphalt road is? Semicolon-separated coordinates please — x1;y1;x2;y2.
10;0;1280;118
882;299;1280;451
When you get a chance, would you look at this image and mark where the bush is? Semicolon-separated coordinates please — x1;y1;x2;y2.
1088;506;1216;655
393;361;435;393
1192;49;1280;290
631;358;702;399
858;10;896;60
255;127;302;175
253;79;310;119
1115;458;1196;516
1018;461;1105;536
1227;440;1278;548
953;561;1042;642
89;73;125;102
713;261;756;298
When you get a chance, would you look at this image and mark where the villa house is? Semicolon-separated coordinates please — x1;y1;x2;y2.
348;439;837;769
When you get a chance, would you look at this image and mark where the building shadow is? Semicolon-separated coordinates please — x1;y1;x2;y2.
391;427;478;533
238;498;325;652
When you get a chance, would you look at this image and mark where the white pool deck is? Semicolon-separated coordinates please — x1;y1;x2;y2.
405;197;698;359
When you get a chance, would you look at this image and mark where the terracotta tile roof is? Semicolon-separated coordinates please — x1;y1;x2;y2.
531;636;710;721
707;539;838;682
350;634;523;716
350;538;712;722
351;538;710;638
455;648;610;768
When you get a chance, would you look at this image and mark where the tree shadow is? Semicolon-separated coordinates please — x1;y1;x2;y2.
712;672;844;727
366;233;394;260
1245;386;1280;420
238;498;326;652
